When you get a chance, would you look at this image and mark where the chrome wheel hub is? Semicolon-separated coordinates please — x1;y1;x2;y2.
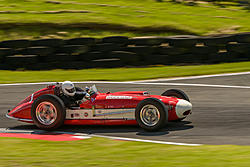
140;104;160;126
36;102;57;125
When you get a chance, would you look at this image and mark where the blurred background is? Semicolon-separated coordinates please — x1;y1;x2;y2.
1;0;250;40
1;0;250;71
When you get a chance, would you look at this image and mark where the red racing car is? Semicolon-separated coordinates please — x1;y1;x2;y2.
6;83;192;131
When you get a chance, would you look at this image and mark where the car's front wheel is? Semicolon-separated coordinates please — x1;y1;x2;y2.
135;98;167;131
31;94;65;130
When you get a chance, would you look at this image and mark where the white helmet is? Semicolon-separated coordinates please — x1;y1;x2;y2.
62;81;76;96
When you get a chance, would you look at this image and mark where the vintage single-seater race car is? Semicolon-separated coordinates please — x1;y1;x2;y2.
6;83;192;131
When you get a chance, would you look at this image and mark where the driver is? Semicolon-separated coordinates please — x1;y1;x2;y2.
61;81;90;107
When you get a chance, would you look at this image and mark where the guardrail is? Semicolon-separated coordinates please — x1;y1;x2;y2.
0;33;250;70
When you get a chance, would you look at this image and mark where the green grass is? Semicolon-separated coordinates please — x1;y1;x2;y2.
1;61;250;83
0;26;178;41
0;0;250;40
0;137;250;167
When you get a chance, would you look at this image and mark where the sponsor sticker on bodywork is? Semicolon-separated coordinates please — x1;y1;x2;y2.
106;96;132;99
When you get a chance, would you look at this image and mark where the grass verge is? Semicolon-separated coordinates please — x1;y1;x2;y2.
1;61;250;83
1;0;250;40
0;137;250;167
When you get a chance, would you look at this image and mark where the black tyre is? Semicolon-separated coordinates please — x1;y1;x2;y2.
31;94;66;130
102;36;128;45
161;89;189;121
161;89;189;101
32;39;65;47
66;37;96;46
1;40;30;49
22;46;54;56
135;98;168;131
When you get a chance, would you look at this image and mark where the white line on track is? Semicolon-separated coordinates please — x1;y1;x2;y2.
133;71;250;82
91;134;201;146
1;71;250;87
79;81;250;89
1;81;250;89
0;82;54;86
129;82;250;89
0;128;201;146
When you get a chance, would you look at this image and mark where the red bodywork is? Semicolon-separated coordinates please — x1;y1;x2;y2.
7;85;183;126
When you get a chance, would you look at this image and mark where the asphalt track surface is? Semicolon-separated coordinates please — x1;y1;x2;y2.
1;73;250;145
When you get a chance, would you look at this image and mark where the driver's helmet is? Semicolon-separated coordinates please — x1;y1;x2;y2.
62;81;76;96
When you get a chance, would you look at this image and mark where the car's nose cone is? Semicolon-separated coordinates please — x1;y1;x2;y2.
175;99;192;118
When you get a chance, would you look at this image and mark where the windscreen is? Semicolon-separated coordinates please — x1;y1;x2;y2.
89;85;98;95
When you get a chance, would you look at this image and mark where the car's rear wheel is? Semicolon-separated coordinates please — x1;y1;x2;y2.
31;94;65;130
161;89;190;121
135;98;167;131
161;89;190;101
